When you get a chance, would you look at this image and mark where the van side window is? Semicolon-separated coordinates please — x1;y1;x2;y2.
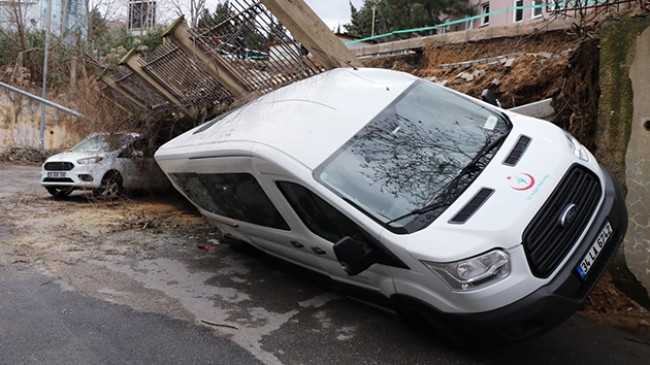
170;173;289;231
277;181;363;243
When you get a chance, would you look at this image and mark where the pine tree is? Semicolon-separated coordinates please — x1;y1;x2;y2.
345;0;474;40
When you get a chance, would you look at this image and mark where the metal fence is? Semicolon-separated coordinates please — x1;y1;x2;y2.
102;0;326;118
192;0;323;94
139;43;234;110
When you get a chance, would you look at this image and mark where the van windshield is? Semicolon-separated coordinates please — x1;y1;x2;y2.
315;80;511;233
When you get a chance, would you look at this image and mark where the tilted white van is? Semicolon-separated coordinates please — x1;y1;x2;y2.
155;68;627;343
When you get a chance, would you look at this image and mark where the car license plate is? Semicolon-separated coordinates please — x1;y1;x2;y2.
576;221;613;279
47;171;66;178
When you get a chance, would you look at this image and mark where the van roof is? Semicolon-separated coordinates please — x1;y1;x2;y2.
159;68;418;169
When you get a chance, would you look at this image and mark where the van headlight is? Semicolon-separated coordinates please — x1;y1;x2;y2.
421;250;510;291
77;157;103;164
564;132;589;162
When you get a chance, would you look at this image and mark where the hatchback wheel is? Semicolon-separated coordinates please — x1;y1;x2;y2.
94;173;123;199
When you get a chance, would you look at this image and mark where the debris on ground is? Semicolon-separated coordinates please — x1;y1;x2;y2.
197;244;219;251
0;147;46;165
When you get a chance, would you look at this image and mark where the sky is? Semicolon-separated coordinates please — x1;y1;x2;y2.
304;0;365;31
199;0;366;31
102;1;366;32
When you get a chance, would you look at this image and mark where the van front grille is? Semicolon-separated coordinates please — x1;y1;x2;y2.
522;165;602;278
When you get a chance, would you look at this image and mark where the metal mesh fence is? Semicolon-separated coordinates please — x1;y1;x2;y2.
139;43;234;110
103;0;327;116
192;0;324;94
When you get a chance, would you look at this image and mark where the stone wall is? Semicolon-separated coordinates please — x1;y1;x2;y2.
598;15;650;307
0;91;80;153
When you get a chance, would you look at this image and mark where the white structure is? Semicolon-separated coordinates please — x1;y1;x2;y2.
0;0;88;38
128;0;156;35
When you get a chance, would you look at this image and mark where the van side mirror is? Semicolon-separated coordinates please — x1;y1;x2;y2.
334;236;380;276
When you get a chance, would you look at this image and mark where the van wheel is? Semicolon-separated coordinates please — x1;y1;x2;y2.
94;173;123;199
46;186;73;198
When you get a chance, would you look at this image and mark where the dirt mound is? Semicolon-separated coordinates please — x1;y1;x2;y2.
420;53;568;109
425;30;575;66
552;38;601;150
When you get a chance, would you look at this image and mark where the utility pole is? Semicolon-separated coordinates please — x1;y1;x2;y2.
39;0;52;151
371;4;376;37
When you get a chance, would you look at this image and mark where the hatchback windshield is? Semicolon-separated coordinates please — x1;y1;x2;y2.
315;80;511;232
70;134;130;153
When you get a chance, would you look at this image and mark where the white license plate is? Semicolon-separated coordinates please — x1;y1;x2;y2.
576;221;613;279
47;171;66;178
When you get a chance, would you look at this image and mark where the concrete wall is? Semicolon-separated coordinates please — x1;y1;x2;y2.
353;17;575;57
598;16;650;306
625;22;650;300
0;91;80;153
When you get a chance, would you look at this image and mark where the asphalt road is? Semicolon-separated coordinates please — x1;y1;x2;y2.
2;164;650;365
0;264;263;365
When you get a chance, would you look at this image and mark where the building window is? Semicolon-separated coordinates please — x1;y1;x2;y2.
514;0;524;22
533;0;544;18
170;172;290;230
128;1;156;31
481;3;490;26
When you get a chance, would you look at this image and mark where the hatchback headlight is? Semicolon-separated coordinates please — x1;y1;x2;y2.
77;157;103;164
422;249;510;291
564;132;589;162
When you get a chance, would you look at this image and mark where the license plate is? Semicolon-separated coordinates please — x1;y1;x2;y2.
47;171;66;178
576;221;613;279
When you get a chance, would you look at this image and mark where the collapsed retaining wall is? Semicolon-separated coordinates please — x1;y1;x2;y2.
597;15;650;307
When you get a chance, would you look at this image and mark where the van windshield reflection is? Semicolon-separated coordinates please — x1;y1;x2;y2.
315;80;510;233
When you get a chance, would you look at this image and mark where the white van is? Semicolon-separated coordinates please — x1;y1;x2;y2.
155;68;627;343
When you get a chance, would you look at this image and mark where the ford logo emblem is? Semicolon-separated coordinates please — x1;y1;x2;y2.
559;203;578;228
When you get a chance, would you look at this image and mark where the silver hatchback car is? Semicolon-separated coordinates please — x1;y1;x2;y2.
41;132;168;198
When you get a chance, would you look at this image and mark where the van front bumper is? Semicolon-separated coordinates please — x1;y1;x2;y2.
441;167;628;343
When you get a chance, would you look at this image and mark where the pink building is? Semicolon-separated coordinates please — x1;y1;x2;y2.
439;0;561;32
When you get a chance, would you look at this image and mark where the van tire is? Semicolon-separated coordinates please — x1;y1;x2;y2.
94;172;123;199
46;186;74;198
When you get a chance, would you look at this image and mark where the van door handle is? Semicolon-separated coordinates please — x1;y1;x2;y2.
290;240;304;248
311;247;326;255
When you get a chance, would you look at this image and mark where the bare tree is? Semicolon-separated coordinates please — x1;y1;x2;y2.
168;0;206;28
0;0;36;52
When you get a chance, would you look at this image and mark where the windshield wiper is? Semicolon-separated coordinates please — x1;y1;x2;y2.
455;131;509;180
386;131;509;226
386;198;452;225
